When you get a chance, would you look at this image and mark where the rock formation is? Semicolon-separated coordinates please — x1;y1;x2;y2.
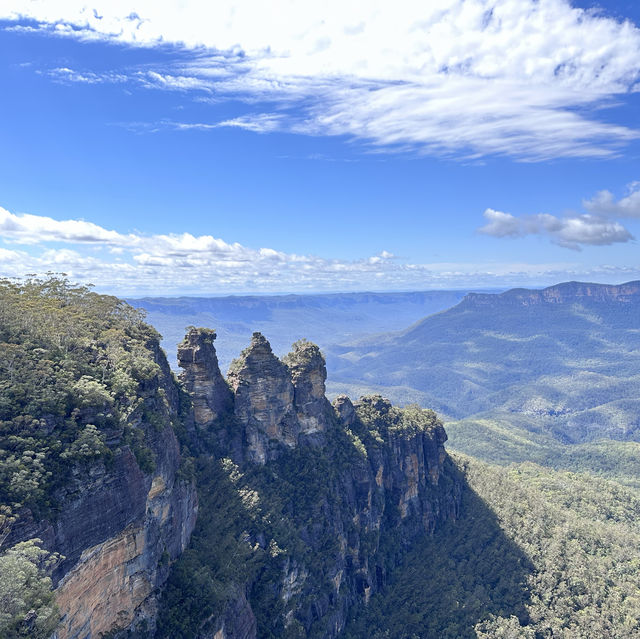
178;327;233;428
284;339;334;437
174;329;462;639
227;332;299;463
190;331;333;463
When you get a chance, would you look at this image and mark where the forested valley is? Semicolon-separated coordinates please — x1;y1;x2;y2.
2;278;640;638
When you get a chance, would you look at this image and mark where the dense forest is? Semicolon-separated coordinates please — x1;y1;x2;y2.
446;414;640;489
344;455;640;638
0;277;164;514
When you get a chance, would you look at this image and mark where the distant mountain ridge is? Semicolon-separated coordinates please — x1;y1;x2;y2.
326;280;640;444
462;280;640;308
129;289;473;372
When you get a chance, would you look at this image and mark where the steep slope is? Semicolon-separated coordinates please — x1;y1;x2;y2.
445;414;640;488
1;284;464;639
0;278;197;638
328;281;640;442
158;329;462;639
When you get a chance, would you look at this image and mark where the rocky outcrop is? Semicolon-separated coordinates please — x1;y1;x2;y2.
226;332;299;463
283;339;333;438
8;324;460;639
185;332;332;464
178;327;233;429
245;390;462;638
354;396;449;522
53;464;197;638
176;329;462;638
333;394;357;427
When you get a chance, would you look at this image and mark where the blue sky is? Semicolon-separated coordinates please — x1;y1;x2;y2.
1;0;639;295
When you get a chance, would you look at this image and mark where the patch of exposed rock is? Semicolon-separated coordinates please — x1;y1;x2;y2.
180;331;333;464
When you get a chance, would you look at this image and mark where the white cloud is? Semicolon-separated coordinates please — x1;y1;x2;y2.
583;182;640;218
2;204;636;294
217;114;284;133
4;0;640;159
140;71;215;92
478;208;634;250
0;206;136;245
47;66;129;84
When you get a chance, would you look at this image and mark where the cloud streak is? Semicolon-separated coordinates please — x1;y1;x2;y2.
4;0;640;160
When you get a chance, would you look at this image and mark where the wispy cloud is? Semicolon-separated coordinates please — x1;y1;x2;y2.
1;205;635;294
47;66;129;84
4;0;640;160
216;114;283;133
120;114;283;134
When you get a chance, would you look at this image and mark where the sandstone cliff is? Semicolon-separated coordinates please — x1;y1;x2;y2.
4;318;461;639
178;327;233;430
225;334;331;463
463;280;640;308
7;335;197;639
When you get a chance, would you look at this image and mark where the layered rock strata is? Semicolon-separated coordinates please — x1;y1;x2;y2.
8;325;460;639
190;332;333;463
464;280;640;308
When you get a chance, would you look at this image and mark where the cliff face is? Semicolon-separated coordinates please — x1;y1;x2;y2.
463;280;640;308
9;337;198;639
211;333;332;463
178;327;233;428
175;329;462;639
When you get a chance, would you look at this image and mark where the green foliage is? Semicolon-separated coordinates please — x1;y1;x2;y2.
281;338;321;370
60;424;107;460
396;404;440;435
446;414;640;488
156;456;266;638
354;396;441;443
0;504;16;549
0;276;165;515
345;456;640;638
475;615;535;638
0;539;60;638
72;376;113;409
